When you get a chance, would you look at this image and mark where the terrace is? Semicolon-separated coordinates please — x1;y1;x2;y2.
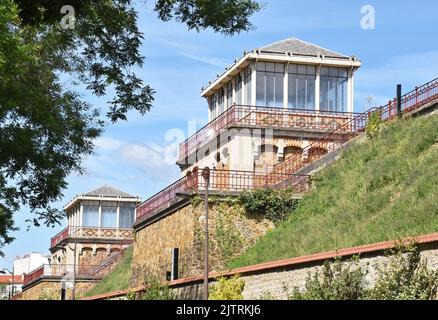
178;105;359;163
22;264;103;288
137;77;438;226
135;169;311;223
50;226;133;250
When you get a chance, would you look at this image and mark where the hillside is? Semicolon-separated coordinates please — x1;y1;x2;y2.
81;246;133;298
229;114;438;268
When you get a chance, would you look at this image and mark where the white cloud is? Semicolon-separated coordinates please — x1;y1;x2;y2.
82;137;181;184
94;137;124;152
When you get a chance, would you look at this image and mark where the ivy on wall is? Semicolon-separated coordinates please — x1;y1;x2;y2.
238;188;300;223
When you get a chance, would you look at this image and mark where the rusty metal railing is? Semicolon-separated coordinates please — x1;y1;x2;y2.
137;77;438;225
23;264;102;286
135;169;310;222
178;105;359;161
271;78;438;175
50;226;133;249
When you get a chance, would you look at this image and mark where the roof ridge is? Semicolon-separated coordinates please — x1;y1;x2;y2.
258;36;349;58
287;36;349;58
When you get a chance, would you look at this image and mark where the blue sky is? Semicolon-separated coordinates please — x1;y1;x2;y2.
2;0;438;270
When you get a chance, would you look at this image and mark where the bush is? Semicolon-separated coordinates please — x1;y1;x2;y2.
290;246;438;300
141;277;174;300
290;257;367;300
365;109;383;138
367;247;438;300
209;275;245;300
239;188;300;223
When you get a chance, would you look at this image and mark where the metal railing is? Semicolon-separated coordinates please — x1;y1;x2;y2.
136;169;310;222
23;264;102;286
272;78;438;175
50;226;133;249
179;105;359;161
137;77;438;224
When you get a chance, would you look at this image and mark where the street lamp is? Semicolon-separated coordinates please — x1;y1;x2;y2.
0;267;14;300
201;167;210;301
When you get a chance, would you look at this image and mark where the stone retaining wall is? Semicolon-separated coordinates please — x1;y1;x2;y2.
131;197;274;286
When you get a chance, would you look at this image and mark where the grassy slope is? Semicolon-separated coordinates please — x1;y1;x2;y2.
229;115;438;268
81;246;133;297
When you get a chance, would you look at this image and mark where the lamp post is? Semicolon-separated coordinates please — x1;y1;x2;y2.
201;167;210;301
1;267;14;300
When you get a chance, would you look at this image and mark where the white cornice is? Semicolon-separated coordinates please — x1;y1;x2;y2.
63;195;142;211
201;52;362;98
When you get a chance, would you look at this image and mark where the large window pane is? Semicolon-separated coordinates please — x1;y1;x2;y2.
210;94;217;119
83;201;99;227
226;82;233;109
244;66;252;105
119;203;135;228
288;64;316;110
320;67;348;112
256;62;284;107
218;88;225;114
101;202;117;228
236;74;243;105
256;72;265;106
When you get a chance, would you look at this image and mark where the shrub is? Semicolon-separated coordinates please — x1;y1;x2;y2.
365;109;383;138
290;246;438;300
141;277;174;300
290;257;367;300
367;247;438;300
239;188;300;223
209;275;245;300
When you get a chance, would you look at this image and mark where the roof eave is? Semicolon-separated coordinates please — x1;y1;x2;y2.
201;51;361;98
63;195;142;211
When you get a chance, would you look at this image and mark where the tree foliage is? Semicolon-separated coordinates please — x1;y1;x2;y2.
0;0;261;254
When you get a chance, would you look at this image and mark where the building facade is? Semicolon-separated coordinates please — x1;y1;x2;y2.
21;185;141;299
50;185;141;267
177;37;361;177
132;38;362;283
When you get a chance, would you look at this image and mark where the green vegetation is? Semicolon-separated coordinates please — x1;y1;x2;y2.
209;275;245;300
230;115;438;268
290;246;438;300
81;247;133;298
141;276;174;300
239;188;300;223
365;109;383;138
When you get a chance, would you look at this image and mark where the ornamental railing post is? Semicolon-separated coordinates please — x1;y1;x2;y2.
397;84;402;117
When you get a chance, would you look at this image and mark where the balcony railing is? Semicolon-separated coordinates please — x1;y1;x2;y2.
138;77;438;225
179;105;360;161
272;78;438;175
23;264;102;286
136;169;310;222
50;226;133;249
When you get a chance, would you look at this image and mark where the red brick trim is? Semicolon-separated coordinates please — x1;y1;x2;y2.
79;232;438;300
79;285;147;300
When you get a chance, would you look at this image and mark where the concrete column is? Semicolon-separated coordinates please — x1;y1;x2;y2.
207;97;212;121
348;68;354;113
251;63;256;106
315;65;321;111
232;77;236;105
98;200;102;228
284;63;289;109
116;201;120;229
79;202;83;227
